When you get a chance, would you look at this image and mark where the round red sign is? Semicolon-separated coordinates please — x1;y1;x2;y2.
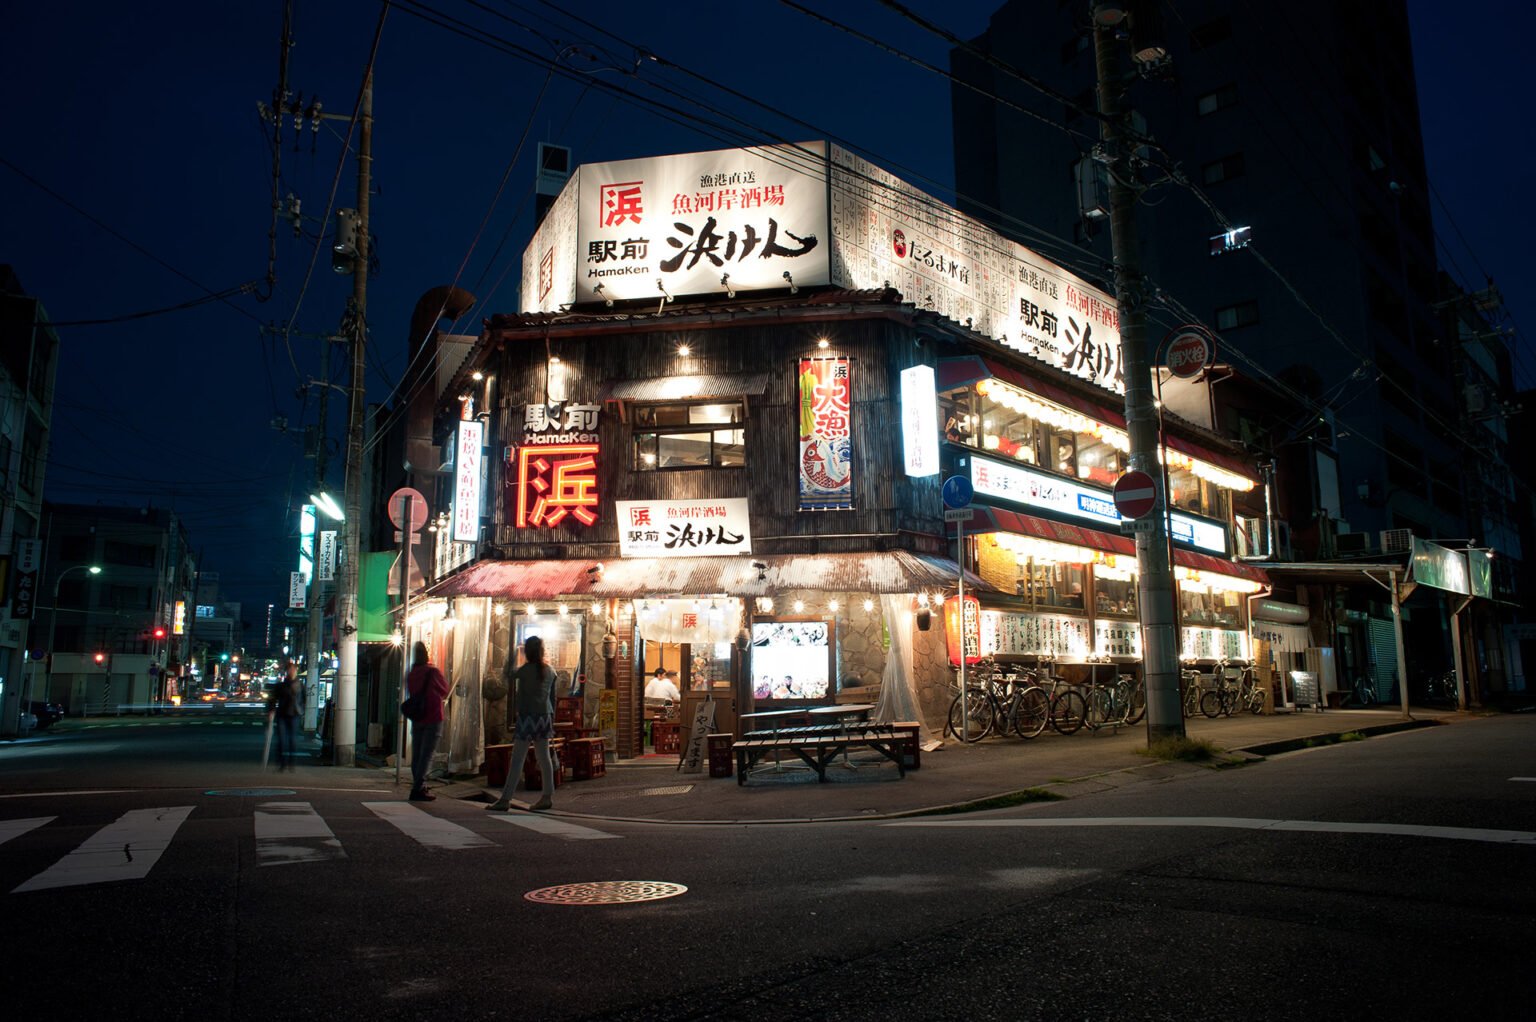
1113;471;1159;520
1166;331;1213;379
387;487;429;532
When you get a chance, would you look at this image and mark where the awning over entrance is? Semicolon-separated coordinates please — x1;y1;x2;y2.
423;550;1001;600
954;506;1135;558
1172;548;1270;585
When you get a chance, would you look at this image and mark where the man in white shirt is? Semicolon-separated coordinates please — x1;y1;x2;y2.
644;668;680;702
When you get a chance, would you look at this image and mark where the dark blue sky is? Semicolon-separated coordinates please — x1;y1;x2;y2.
2;1;1525;618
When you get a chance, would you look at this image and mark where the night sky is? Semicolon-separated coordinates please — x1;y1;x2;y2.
2;1;1526;619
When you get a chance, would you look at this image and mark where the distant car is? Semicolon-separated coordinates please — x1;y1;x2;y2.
26;700;65;729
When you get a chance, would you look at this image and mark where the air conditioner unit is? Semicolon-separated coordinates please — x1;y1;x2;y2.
1336;531;1374;556
1380;528;1413;554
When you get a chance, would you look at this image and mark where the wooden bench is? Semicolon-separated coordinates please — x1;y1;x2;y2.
734;724;907;785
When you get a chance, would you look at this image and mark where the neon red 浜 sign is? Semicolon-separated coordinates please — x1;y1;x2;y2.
511;444;600;528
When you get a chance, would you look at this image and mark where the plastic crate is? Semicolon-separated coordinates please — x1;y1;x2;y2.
567;737;606;780
652;721;681;754
555;696;583;725
707;733;734;778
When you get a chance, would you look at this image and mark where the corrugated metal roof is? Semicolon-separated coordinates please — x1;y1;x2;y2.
422;550;999;600
600;372;771;403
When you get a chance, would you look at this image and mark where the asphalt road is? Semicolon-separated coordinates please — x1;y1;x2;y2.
1;714;1532;1020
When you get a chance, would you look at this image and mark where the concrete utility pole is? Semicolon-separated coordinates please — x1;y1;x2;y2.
334;66;373;766
303;338;331;734
1092;12;1184;742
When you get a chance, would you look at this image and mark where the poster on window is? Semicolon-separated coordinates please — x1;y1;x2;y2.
797;357;853;510
750;621;832;700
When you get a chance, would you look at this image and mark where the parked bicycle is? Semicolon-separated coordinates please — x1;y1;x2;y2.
1084;671;1146;730
1200;660;1263;718
1180;667;1205;719
945;660;1050;742
1425;670;1459;707
1344;673;1376;708
1034;658;1088;735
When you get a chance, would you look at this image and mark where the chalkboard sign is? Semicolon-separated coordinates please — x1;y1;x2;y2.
1289;671;1322;711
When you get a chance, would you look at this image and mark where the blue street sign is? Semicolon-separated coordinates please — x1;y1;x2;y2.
942;474;974;510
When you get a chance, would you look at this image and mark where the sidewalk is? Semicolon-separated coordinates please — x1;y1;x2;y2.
422;706;1464;824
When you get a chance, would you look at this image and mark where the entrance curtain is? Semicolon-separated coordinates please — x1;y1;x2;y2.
445;599;487;775
875;594;941;750
633;598;743;645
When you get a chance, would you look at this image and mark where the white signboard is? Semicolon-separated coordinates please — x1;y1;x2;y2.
969;453;1228;555
900;364;939;477
318;530;337;582
524;142;831;312
452;419;484;543
288;571;308;610
616;498;752;558
829;145;1124;395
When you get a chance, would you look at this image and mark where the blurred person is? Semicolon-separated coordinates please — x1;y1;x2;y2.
404;641;451;801
489;635;558;812
265;661;305;772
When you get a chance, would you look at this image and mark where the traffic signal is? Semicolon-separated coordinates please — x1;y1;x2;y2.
93;652;110;672
152;626;167;640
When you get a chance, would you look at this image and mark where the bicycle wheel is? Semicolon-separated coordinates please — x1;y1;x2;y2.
1199;690;1223;719
1083;686;1110;731
1012;686;1050;738
1050;689;1087;735
947;689;994;743
1126;681;1147;724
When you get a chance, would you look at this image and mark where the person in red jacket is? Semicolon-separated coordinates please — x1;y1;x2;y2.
405;641;451;801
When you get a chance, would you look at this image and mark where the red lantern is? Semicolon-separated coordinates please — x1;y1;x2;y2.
943;594;983;666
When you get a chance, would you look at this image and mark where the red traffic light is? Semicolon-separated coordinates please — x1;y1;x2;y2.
152;627;167;640
93;652;107;665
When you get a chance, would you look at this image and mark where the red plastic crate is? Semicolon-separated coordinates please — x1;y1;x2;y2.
706;733;734;778
567;737;606;780
555;696;583;725
652;721;681;754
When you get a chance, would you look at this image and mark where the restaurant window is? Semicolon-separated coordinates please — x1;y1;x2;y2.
631;401;746;471
1167;465;1232;522
1075;435;1123;486
1019;558;1087;611
1180;585;1243;629
1091;564;1137;617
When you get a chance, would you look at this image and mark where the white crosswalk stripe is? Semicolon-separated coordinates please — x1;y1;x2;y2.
364;802;493;849
0;817;55;847
13;806;194;893
254;801;345;866
486;811;620;841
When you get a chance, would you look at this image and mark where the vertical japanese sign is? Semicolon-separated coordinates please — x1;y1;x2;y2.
173;600;187;636
452;419;484;543
289;571;308;610
900;364;938;477
11;539;42;620
298;505;315;578
797;357;853;511
944;594;982;665
318;530;337;582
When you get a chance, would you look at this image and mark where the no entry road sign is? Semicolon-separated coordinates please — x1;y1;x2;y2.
1113;471;1158;520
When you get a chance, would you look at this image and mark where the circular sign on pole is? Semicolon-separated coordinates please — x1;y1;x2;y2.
941;475;974;510
1113;471;1159;520
387;487;429;532
1165;328;1215;380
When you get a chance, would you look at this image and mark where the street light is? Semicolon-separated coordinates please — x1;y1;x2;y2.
38;565;102;720
310;492;345;521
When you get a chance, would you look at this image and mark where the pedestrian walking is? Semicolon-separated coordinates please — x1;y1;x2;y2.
489;634;557;812
266;662;305;772
404;641;452;802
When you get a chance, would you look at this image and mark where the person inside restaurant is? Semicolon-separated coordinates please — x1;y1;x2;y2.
645;667;681;703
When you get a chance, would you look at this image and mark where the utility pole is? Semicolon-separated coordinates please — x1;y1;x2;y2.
1092;8;1184;742
333;66;373;765
304;336;332;733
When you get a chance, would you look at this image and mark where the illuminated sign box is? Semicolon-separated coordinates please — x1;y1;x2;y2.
900;364;939;477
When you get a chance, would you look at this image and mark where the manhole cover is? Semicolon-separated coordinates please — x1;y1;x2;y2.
204;788;297;797
641;785;693;796
525;881;688;905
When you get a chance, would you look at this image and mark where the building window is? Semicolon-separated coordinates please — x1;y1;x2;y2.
1201;152;1245;184
1189;17;1232;51
1215;301;1259;331
105;541;157;567
1196;84;1238;116
632;401;746;471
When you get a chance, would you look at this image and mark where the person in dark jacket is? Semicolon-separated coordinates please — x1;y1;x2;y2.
266;661;306;772
488;634;557;812
405;641;452;801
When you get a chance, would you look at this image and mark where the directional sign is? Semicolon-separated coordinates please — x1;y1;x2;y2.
1113;471;1159;520
941;474;974;510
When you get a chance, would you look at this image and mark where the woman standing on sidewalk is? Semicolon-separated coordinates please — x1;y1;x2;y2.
405;641;451;802
489;634;557;812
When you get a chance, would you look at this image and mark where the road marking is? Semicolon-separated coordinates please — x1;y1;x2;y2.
0;817;55;846
886;816;1536;846
1510;777;1536;783
254;801;346;866
486;812;620;841
364;802;493;849
13;806;194;893
0;790;132;800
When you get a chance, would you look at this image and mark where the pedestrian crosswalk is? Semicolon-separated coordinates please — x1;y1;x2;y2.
4;800;618;893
